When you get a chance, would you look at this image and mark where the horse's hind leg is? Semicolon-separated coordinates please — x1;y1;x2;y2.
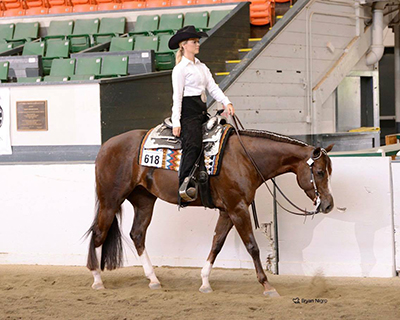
87;204;121;290
229;205;280;297
127;187;161;289
200;210;233;293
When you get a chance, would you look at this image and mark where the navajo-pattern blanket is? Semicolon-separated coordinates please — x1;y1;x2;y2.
138;124;233;176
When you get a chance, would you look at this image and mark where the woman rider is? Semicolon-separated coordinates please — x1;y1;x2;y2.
168;25;235;201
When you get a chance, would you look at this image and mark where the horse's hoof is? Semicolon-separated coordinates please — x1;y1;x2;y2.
263;289;280;298
149;282;161;290
92;282;105;290
199;286;213;293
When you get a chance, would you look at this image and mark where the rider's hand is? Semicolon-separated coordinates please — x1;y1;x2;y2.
226;103;235;116
173;127;181;137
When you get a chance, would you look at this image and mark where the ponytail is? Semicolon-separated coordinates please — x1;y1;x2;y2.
175;41;187;65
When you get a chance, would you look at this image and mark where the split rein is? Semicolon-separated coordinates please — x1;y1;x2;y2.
230;114;322;218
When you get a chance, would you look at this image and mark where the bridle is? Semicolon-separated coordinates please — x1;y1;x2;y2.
231;114;326;218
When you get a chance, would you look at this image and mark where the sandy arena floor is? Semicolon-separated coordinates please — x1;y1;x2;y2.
0;265;399;320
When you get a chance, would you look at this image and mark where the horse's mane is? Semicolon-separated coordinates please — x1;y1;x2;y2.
237;129;309;147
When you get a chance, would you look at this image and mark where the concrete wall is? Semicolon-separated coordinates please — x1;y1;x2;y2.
392;161;400;272
0;156;397;278
276;157;395;277
7;83;101;146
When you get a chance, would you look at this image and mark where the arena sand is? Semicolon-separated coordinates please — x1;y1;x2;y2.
1;265;399;320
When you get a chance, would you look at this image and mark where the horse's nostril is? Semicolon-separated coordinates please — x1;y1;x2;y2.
325;204;332;212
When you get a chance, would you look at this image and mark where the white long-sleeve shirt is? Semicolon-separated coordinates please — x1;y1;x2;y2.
171;56;232;128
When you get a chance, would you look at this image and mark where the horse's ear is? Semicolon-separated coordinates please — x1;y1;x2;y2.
313;147;321;158
324;144;334;153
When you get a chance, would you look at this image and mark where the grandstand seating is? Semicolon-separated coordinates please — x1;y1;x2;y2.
183;11;209;30
44;57;75;81
93;17;126;45
0;43;13;53
67;18;99;53
97;0;122;12
17;76;42;82
134;35;158;51
7;22;40;46
155;34;174;70
0;24;15;42
74;56;101;78
0;5;240;81
71;0;97;13
109;36;134;52
47;0;73;14
97;55;128;78
0;61;10;82
129;15;160;36
170;0;195;6
24;0;49;16
250;0;272;26
121;1;145;10
207;10;230;29
22;41;45;55
42;39;70;74
44;20;74;41
154;13;184;35
146;0;170;8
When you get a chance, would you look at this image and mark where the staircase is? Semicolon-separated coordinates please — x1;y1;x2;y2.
210;0;400;136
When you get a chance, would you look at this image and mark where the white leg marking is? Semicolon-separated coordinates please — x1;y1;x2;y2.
199;261;213;293
140;249;161;289
91;246;105;290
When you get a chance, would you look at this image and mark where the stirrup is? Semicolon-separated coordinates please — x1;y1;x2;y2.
179;177;198;202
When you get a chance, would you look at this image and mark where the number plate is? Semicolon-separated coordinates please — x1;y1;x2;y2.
141;149;163;168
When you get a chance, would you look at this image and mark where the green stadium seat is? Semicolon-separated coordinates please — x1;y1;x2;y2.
0;43;14;54
184;11;209;31
22;41;46;56
129;15;159;36
42;40;71;75
7;22;40;47
0;24;15;42
0;61;9;82
134;36;158;51
48;58;76;77
154;13;184;35
70;74;95;81
17;77;42;83
75;57;102;77
43;76;69;82
155;34;175;71
208;10;231;29
109;37;134;52
97;55;128;78
68;19;100;53
44;20;74;41
93;17;126;45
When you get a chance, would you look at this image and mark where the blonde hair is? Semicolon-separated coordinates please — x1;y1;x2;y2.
175;40;187;65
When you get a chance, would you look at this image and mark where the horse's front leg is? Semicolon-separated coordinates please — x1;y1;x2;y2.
229;204;280;297
200;210;233;293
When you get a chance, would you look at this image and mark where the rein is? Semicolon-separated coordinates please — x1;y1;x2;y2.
230;114;322;218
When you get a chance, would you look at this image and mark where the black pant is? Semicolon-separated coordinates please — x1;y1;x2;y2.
179;96;208;187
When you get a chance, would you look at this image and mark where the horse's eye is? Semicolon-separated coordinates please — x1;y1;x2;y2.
317;170;325;177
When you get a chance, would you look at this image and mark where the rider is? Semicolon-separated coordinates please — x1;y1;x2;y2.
168;25;235;201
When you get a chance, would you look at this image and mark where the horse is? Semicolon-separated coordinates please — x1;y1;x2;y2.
86;128;334;297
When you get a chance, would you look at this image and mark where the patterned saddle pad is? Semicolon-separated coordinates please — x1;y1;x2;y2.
139;122;233;176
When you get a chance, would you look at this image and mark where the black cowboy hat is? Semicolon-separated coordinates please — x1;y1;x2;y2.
168;25;208;50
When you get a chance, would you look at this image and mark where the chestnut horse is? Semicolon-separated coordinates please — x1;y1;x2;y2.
86;128;334;297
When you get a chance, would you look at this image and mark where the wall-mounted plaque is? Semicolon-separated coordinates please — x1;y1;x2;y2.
16;101;48;131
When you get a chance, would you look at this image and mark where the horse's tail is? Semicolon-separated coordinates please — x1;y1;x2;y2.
86;198;123;271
